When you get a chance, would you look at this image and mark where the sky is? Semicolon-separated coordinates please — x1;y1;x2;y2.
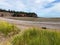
0;0;60;17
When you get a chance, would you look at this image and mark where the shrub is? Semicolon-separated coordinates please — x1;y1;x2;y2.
0;21;20;37
11;28;60;45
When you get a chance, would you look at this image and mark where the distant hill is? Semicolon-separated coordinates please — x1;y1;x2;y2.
0;9;37;17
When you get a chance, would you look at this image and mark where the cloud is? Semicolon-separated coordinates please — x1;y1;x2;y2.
34;0;42;4
0;0;12;8
0;0;26;11
0;0;60;17
11;0;26;11
32;0;60;17
40;2;60;17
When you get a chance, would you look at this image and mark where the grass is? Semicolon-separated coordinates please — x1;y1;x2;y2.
0;21;20;37
11;28;60;45
0;20;60;45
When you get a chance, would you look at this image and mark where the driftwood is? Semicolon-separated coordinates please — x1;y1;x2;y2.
42;27;47;29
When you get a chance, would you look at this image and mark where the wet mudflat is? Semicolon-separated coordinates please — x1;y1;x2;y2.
0;17;60;29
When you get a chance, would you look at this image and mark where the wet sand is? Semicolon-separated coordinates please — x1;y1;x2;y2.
0;17;60;30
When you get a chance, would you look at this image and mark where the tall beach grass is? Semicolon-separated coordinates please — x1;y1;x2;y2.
0;21;20;37
12;28;60;45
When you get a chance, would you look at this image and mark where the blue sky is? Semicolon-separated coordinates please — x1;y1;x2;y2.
0;0;60;17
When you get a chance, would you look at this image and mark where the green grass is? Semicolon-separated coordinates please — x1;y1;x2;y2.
11;28;60;45
0;21;20;37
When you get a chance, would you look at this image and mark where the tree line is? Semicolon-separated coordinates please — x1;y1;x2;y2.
0;9;38;17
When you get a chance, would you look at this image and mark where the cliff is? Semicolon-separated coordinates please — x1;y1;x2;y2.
0;9;37;17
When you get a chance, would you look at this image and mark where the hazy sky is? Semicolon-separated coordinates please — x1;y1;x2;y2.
0;0;60;17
